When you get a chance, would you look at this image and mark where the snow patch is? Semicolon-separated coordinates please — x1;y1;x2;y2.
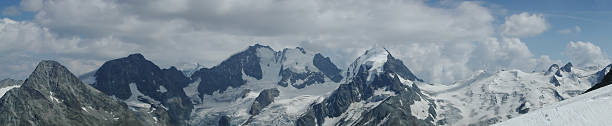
373;88;396;96
0;85;20;98
49;91;63;103
125;83;158;110
410;99;430;120
157;85;167;93
183;79;201;103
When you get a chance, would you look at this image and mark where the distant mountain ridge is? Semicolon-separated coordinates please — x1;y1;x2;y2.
67;43;611;126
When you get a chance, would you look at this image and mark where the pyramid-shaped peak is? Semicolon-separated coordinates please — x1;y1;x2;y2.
31;60;70;75
346;47;422;82
23;60;81;88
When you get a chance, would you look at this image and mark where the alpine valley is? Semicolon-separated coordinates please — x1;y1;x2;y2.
1;44;610;126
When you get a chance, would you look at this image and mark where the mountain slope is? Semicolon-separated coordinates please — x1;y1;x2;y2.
296;48;436;126
0;61;142;126
584;64;612;93
188;44;344;126
0;79;23;98
419;63;609;126
495;77;612;126
92;53;193;125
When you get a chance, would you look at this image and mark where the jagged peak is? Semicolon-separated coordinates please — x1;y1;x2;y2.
346;47;422;82
127;53;146;60
249;43;274;51
548;64;560;70
561;62;573;72
545;64;560;75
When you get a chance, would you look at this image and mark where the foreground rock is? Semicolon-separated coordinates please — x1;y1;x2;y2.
0;61;142;126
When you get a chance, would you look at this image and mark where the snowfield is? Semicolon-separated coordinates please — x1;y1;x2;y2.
495;83;612;126
418;63;609;126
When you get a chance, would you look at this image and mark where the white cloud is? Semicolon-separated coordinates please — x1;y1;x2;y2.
0;18;138;79
393;37;560;84
0;0;566;84
565;41;610;67
500;12;549;37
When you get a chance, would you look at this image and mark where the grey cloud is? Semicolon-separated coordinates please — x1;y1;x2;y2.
19;0;43;12
1;6;21;16
0;0;563;84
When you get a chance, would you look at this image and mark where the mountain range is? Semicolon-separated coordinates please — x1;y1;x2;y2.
0;44;610;126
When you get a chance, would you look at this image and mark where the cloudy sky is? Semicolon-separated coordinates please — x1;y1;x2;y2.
1;0;611;84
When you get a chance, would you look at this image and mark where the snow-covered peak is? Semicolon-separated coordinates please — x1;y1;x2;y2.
279;47;319;73
346;47;391;80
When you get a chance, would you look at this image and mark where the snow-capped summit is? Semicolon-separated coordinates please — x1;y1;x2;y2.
296;47;435;126
346;47;422;83
346;47;389;81
187;44;345;125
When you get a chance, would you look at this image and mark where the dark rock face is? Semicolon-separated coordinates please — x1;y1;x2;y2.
192;44;268;95
592;64;612;86
544;64;560;75
585;68;612;93
0;61;142;126
277;52;344;89
249;88;280;115
93;54;193;125
550;76;561;87
278;68;325;89
296;52;435;126
313;53;343;82
515;102;529;114
561;62;573;72
218;115;231;126
383;53;423;82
